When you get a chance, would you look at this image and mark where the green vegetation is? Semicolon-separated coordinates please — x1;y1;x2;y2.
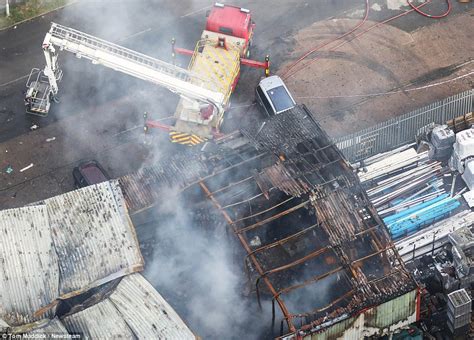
1;0;70;29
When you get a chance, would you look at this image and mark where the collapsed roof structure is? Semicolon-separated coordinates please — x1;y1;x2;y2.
0;181;195;339
119;105;419;338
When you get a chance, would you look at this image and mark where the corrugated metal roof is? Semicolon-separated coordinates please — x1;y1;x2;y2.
109;273;196;340
62;299;135;339
61;274;195;339
0;206;59;326
26;318;69;335
0;318;10;331
45;180;144;298
8;317;68;335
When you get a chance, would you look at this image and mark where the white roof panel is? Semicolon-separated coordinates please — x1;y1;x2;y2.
20;318;69;335
62;299;135;339
0;206;59;326
45;180;144;298
109;274;196;340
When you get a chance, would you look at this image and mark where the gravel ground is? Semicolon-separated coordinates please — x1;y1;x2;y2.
279;9;474;137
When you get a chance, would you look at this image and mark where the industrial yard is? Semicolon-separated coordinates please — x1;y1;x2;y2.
0;1;473;339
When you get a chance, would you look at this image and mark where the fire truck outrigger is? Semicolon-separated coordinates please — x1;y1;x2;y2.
24;3;269;146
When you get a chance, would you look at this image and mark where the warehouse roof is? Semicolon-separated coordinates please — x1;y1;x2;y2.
120;105;417;336
0;205;59;326
0;182;194;339
55;273;195;339
109;273;196;339
45;180;144;298
62;298;136;338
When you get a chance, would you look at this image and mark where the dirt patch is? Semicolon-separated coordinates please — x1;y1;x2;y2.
279;11;474;138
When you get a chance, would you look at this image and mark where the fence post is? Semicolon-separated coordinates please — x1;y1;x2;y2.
6;0;10;17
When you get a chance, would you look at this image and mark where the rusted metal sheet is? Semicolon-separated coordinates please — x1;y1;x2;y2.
62;299;135;339
0;206;59;326
109;273;196;339
311;190;361;244
45;180;144;298
263;163;310;197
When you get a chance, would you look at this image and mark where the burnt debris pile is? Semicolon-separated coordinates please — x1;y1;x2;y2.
120;104;417;337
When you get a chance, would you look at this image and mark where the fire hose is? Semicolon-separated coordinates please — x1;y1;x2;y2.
282;0;452;80
407;0;452;19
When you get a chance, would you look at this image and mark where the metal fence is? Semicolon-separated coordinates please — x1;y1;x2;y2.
334;89;474;163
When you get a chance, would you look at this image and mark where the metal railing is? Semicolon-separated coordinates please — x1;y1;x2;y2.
49;23;205;86
334;89;474;163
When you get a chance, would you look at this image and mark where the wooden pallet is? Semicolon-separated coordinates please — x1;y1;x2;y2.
447;112;473;133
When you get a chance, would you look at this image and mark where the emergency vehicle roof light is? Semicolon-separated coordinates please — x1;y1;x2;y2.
214;3;224;8
240;8;250;13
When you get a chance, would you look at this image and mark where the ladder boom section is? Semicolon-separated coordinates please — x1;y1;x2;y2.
45;23;225;107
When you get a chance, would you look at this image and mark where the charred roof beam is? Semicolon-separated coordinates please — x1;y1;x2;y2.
220;190;273;210
232;196;296;225
255;246;332;309
245;222;321;259
236;199;310;234
182;153;268;193
274;266;345;298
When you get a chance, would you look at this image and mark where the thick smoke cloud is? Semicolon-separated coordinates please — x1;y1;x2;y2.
54;1;271;338
52;0;184;171
144;186;271;339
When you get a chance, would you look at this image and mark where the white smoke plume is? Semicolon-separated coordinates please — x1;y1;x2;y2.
53;1;272;338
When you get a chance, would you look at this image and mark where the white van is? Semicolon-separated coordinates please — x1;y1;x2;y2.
255;75;296;116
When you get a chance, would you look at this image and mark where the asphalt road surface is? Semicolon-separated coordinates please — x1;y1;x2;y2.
2;0;468;143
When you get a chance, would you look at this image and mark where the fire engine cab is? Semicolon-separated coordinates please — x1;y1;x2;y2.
205;3;254;57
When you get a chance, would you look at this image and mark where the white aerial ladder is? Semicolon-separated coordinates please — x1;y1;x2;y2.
25;23;225;122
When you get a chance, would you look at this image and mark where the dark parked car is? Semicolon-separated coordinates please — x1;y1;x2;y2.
73;160;110;188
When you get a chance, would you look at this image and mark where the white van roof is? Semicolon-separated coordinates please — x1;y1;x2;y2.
258;75;286;91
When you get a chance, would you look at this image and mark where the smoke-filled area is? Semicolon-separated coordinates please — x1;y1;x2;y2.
4;0;472;337
49;0;366;337
53;0;274;338
143;186;272;339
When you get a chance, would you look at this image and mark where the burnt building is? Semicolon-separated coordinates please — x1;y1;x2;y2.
120;105;419;339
